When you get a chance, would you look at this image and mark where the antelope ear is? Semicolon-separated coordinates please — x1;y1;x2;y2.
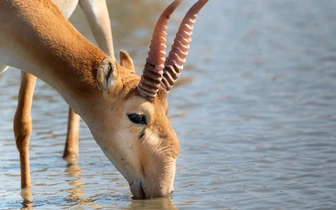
120;50;135;72
96;56;120;92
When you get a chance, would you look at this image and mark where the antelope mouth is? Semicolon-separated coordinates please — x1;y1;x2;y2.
131;181;146;199
131;180;175;199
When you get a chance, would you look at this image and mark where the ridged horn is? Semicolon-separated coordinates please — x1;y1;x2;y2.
161;0;208;92
137;0;182;100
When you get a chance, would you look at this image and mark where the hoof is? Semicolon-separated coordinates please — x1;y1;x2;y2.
63;149;79;162
63;156;79;166
20;188;33;205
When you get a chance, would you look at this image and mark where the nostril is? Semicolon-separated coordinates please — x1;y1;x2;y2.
169;184;174;194
139;181;146;198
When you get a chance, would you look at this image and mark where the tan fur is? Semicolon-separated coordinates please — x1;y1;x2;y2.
120;50;135;72
0;0;180;202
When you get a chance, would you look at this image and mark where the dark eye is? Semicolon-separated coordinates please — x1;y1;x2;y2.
127;113;147;125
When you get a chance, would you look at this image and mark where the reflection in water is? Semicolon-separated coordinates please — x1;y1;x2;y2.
128;196;177;210
64;162;102;209
17;157;176;209
64;162;177;209
64;162;85;202
21;200;33;210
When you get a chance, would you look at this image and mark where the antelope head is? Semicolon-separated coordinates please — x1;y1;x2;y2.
88;0;208;198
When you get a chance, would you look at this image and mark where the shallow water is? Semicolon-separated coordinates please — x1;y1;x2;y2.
1;0;336;209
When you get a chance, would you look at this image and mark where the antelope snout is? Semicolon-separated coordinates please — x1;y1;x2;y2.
129;178;174;199
130;181;145;199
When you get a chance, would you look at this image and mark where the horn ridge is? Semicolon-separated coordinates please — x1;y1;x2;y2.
137;62;162;98
161;62;181;91
161;0;208;92
137;0;182;100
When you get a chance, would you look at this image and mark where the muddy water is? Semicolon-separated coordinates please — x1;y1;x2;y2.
1;0;336;209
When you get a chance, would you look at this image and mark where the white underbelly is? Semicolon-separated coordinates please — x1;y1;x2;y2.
0;49;10;74
0;65;8;74
0;49;25;74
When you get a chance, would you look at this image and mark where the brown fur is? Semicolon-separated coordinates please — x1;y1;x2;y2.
0;0;180;202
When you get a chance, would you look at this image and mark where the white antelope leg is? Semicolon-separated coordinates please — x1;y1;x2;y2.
79;0;114;58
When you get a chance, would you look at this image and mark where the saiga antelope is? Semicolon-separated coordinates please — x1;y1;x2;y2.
0;0;208;203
